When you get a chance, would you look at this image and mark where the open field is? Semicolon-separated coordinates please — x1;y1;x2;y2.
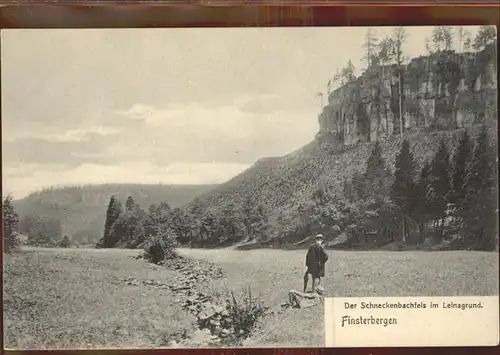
176;248;500;347
3;247;499;349
3;247;197;349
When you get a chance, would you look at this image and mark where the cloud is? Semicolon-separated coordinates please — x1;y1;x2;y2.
2;132;116;167
1;97;317;198
5;27;482;198
109;100;317;165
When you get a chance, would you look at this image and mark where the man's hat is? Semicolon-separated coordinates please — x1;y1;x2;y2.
315;234;325;240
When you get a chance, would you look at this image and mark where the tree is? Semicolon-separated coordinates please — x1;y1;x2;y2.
332;68;342;89
2;196;20;253
429;138;452;240
365;141;385;181
108;208;146;248
378;37;393;66
463;32;473;52
422;36;436;97
57;235;71;248
377;37;393;132
391;139;416;243
199;210;217;242
145;202;171;240
362;28;379;68
431;26;454;52
462;126;497;250
242;197;256;238
143;227;177;264
457;27;472;52
103;195;122;242
125;196;137;212
148;202;171;226
363;141;392;198
391;27;407;66
410;163;433;244
216;203;245;243
98;195;147;249
465;126;495;195
339;60;356;85
391;27;408;136
170;208;191;243
276;210;295;242
23;216;62;247
251;204;270;241
432;27;445;51
241;197;270;241
449;130;473;208
473;25;497;51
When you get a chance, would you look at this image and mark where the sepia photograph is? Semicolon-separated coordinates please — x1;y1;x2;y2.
1;26;498;349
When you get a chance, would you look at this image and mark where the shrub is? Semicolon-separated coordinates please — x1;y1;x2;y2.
57;236;71;248
143;229;177;264
219;287;269;345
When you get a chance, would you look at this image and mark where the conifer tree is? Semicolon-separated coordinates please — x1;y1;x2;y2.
465;126;495;196
391;139;416;242
98;196;123;248
103;196;122;242
462;126;497;250
450;130;473;207
364;141;392;197
125;196;136;212
429;138;452;240
2;196;20;253
410;162;432;244
365;141;385;180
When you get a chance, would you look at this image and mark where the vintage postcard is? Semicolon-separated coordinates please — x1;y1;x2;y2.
2;26;498;349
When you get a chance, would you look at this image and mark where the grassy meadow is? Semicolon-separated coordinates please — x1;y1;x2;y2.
3;247;196;349
177;248;499;347
3;246;499;349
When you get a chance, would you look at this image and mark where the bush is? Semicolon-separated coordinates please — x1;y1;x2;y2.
143;229;177;264
56;236;71;248
219;287;269;345
4;232;21;253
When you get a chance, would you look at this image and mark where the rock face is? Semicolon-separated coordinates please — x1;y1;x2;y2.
317;43;497;146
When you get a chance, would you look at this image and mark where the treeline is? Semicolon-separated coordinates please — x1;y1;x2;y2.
18;214;69;247
333;25;496;89
2;196;71;251
97;195;271;250
98;126;496;253
390;125;497;250
280;125;496;251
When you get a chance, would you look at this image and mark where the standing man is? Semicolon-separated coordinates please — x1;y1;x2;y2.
303;234;329;293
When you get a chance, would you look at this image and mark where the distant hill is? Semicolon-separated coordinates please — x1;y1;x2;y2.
13;184;216;245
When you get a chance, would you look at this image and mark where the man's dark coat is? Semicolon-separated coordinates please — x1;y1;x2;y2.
305;242;329;278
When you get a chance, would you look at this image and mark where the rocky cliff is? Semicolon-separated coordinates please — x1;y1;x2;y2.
317;42;497;145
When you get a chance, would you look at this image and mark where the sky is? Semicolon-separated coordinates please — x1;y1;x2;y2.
1;26;482;198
